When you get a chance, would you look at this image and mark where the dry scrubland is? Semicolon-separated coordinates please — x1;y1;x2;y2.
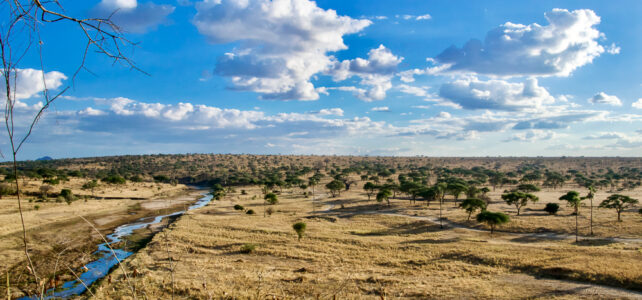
0;179;192;297
95;180;642;299
0;155;641;299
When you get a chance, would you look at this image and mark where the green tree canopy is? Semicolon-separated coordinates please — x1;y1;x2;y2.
476;211;510;234
501;191;538;215
459;198;487;220
599;194;639;222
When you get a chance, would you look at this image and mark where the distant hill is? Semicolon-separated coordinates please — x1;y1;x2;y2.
36;156;53;161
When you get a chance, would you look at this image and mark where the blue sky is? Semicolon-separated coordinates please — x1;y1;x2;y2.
3;0;642;159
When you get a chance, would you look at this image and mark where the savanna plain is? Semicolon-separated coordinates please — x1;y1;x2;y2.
1;155;641;299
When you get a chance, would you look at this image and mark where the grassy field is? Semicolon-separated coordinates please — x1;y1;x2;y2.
93;180;642;299
0;180;193;298
1;155;640;298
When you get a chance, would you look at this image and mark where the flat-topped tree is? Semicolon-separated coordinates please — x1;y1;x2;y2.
599;194;639;222
516;184;540;193
363;182;377;201
459;198;487;221
447;182;468;207
418;186;437;207
376;189;392;206
476;211;509;235
501;191;538;215
326;180;345;197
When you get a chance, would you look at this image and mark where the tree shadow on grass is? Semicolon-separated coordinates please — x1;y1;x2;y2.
574;239;618;247
350;221;442;236
511;234;566;244
401;237;461;244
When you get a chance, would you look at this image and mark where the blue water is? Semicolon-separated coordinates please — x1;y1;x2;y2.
20;191;213;299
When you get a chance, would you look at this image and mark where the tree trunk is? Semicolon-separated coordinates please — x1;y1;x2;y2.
590;198;593;235
575;212;578;242
617;210;621;222
439;197;443;229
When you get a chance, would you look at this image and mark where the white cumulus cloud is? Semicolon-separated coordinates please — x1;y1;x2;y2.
1;68;67;101
588;92;622;106
434;8;605;77
93;0;175;33
438;77;555;111
194;0;371;101
328;45;403;101
371;106;390;112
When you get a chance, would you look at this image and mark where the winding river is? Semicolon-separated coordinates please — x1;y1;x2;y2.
20;190;213;300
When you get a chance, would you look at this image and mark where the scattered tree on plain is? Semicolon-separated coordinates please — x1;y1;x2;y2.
476;211;510;235
326;180;345;197
459;198;486;221
292;222;307;241
501;191;538;216
599;194;639;222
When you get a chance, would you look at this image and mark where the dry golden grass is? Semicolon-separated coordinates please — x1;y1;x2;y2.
14;177;187;199
401;187;642;239
94;182;642;299
0;180;192;297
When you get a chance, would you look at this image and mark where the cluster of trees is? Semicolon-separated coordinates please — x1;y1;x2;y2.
360;171;639;237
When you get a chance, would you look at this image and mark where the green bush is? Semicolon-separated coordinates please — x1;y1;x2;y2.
246;209;255;215
544;203;560;215
233;204;244;211
292;222;307;241
34;205;40;211
102;175;126;184
60;189;74;201
240;243;256;254
264;193;278;205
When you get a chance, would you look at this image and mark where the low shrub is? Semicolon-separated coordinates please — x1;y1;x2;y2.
240;243;256;254
234;204;244;211
544;203;560;215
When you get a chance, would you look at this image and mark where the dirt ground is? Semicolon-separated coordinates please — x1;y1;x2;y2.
93;181;642;299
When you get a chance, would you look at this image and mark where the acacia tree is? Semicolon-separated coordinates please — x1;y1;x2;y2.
418;186;437;207
476;211;509;235
376;188;392;206
363;182;377;201
2;0;140;295
459;198;486;221
326;180;345;197
82;179;99;198
447;182;468;207
599;194;639;222
559;191;583;242
501;191;538;216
